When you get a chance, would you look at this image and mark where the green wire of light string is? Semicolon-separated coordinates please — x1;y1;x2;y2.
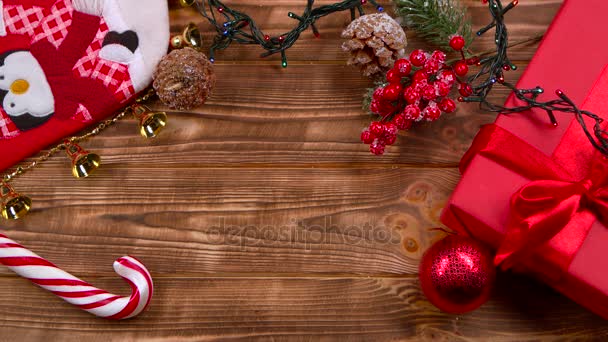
194;0;384;67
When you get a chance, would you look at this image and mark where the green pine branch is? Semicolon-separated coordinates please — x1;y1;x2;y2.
394;0;473;52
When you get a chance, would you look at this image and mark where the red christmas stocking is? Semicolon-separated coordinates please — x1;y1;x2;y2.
0;0;169;171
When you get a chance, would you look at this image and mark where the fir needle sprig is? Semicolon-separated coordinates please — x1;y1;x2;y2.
394;0;473;52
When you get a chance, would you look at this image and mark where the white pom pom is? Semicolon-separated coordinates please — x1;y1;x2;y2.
0;0;7;36
72;0;105;16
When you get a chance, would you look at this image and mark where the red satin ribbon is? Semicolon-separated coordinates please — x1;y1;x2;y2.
462;124;608;272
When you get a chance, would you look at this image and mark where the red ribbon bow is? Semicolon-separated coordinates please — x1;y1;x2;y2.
496;153;608;270
461;124;608;273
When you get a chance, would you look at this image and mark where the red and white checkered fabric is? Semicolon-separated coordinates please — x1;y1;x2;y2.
0;0;135;139
4;5;45;36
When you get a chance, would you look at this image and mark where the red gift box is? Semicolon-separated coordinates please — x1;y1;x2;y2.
441;0;608;318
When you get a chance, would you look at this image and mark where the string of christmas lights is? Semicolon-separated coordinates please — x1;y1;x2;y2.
462;0;608;155
190;0;385;67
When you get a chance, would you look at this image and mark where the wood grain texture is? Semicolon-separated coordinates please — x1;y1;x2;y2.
2;167;457;276
0;275;606;342
3;0;605;341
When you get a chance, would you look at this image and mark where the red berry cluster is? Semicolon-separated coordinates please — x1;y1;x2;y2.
362;35;477;155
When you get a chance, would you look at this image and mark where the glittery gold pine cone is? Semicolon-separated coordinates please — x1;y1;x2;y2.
341;13;408;78
153;47;216;110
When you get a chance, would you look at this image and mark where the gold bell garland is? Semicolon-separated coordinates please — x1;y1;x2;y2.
130;104;168;139
0;14;214;220
64;141;102;179
170;23;203;50
1;181;31;220
1;89;161;220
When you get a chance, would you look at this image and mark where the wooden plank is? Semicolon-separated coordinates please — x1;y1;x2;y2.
1;167;458;276
5;1;603;341
0;276;605;341
168;0;560;62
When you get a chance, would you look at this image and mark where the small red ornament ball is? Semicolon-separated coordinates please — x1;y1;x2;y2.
454;60;469;76
410;49;427;67
386;69;401;84
449;35;466;51
419;235;495;314
383;84;402;101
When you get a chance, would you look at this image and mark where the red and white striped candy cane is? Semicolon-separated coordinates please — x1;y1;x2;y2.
0;233;153;319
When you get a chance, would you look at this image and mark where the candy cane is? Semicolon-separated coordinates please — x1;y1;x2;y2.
0;233;153;319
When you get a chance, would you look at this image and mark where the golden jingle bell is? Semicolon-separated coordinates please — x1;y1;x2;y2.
170;23;202;50
131;104;167;138
179;0;196;7
65;142;101;178
1;181;31;220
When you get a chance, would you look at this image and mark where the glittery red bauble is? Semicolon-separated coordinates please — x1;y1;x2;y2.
419;235;496;314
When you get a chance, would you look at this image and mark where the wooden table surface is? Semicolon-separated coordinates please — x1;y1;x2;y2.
2;0;608;341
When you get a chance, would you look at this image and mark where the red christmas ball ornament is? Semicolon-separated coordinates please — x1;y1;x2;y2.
419;235;496;314
449;35;466;51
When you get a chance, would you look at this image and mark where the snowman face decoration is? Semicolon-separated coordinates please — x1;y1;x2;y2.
0;50;55;131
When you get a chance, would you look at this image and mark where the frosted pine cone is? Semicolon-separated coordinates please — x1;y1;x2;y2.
153;47;216;110
341;13;407;78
